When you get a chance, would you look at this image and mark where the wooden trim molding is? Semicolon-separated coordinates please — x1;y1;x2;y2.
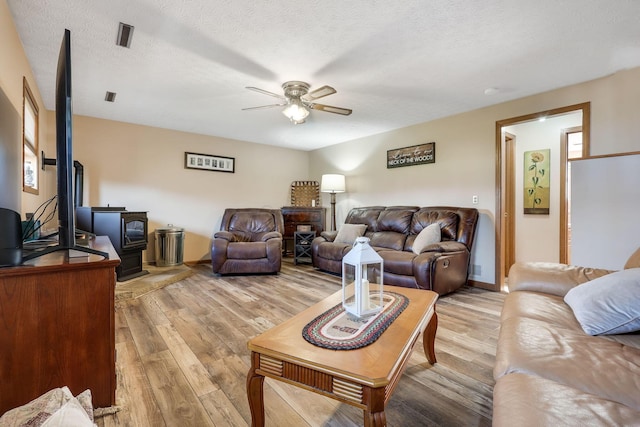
22;76;39;195
467;279;497;291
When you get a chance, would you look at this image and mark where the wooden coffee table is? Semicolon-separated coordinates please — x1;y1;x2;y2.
246;285;438;426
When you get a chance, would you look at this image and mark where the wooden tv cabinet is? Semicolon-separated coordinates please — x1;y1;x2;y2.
0;236;120;414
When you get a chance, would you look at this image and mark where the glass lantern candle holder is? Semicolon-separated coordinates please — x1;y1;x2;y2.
342;236;384;318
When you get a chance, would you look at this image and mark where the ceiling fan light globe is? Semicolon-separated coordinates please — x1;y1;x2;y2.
292;107;309;121
282;100;309;123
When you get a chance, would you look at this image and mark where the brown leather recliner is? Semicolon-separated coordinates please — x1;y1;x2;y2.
211;208;284;275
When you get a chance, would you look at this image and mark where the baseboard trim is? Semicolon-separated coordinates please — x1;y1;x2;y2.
178;259;501;291
467;279;498;292
184;259;211;267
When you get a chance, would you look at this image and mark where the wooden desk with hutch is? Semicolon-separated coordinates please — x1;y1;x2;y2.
0;236;120;414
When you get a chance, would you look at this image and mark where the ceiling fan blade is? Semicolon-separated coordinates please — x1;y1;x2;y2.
246;86;286;100
309;103;352;116
302;85;336;101
242;103;286;111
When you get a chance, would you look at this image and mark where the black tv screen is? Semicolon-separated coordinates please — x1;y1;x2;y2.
22;29;107;261
56;28;75;248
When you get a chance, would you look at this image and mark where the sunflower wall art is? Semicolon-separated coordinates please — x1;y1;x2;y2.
523;149;550;214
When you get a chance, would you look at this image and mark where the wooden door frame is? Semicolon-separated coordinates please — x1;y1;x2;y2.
495;102;590;291
559;126;588;263
504;132;516;276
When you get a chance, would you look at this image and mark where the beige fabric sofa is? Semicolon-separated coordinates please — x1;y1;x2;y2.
493;261;640;426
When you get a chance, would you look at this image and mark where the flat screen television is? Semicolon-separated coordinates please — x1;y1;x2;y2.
22;29;107;261
56;28;75;249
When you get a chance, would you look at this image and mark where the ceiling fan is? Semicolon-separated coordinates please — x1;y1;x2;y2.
242;81;352;124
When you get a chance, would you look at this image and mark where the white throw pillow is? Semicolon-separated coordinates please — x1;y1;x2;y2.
564;268;640;335
335;224;367;245
412;223;441;254
41;397;95;427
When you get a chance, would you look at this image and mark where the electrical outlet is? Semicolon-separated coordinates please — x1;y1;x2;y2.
472;195;479;204
472;264;482;276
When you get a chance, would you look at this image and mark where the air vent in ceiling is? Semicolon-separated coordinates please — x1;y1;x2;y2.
116;22;134;48
105;91;117;102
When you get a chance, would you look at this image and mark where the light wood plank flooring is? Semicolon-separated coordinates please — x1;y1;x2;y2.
97;260;505;427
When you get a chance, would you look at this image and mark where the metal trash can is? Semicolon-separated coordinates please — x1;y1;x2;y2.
154;225;185;267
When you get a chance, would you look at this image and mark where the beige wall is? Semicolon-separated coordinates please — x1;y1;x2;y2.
0;0;53;215
309;67;640;285
0;0;28;112
71;115;310;262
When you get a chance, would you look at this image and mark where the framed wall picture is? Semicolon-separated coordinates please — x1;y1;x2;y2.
185;152;235;173
523;149;550;214
387;142;435;169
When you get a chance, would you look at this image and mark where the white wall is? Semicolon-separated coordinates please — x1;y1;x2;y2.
571;153;640;270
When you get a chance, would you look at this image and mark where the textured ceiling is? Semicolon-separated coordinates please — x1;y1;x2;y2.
7;0;640;151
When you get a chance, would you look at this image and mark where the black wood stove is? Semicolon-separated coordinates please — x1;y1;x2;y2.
77;207;148;281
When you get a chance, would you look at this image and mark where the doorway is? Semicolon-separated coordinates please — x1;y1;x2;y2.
495;103;590;291
560;127;587;263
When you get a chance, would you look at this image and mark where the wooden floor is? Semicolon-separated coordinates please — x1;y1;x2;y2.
97;260;505;427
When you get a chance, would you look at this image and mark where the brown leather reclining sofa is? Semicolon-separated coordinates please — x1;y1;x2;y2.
311;206;479;295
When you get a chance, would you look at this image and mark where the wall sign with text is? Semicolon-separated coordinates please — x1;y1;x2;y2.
387;142;435;169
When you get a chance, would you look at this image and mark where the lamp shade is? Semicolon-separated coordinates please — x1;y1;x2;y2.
320;174;345;193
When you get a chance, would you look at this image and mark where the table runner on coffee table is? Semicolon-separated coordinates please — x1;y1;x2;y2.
302;292;409;350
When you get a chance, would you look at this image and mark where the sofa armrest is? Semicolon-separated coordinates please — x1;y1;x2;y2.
259;231;282;242
265;237;282;261
211;237;230;273
416;240;467;254
508;262;615;297
214;231;235;242
319;230;338;242
413;249;470;294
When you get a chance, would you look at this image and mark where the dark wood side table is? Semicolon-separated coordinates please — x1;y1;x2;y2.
294;231;316;265
281;206;326;255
